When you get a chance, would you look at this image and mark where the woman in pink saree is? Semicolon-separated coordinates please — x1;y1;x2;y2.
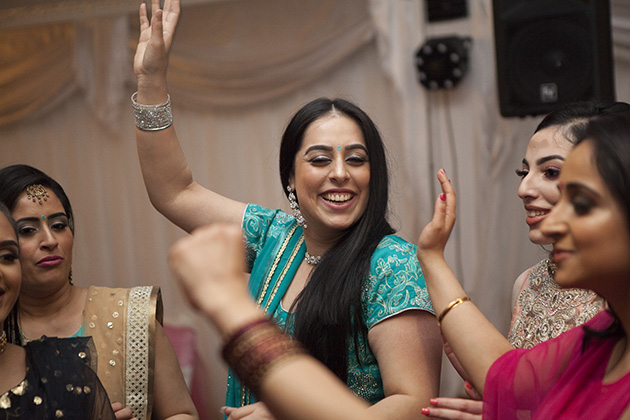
417;110;630;419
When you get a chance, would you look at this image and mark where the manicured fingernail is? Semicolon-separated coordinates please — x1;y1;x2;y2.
448;178;452;183
219;406;228;414
465;381;472;389
439;193;446;201
429;398;438;405
421;407;430;416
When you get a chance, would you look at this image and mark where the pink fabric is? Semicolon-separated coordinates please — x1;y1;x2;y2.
484;311;630;419
164;324;212;420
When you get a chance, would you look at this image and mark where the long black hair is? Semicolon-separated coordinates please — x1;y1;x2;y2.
279;98;394;381
573;109;630;348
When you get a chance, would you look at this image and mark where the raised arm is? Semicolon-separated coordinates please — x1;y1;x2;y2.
169;224;383;420
416;169;513;395
134;0;245;232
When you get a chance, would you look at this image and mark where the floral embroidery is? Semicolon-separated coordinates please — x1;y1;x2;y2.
509;259;605;349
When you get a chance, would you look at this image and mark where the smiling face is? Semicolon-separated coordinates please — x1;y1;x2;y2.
0;214;21;325
540;140;630;295
517;126;574;245
11;190;74;297
289;113;370;239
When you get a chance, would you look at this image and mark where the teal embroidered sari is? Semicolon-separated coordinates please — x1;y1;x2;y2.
225;204;433;409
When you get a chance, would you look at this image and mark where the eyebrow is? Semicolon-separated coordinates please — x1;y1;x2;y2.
304;144;368;154
16;212;68;224
522;154;566;167
0;239;19;248
563;182;601;198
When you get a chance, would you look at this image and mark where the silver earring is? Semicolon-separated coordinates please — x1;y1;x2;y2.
287;186;307;229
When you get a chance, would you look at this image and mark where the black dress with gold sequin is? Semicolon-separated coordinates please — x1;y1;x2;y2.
0;337;115;420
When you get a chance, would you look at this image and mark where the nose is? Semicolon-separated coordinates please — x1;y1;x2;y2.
40;226;59;250
330;157;350;183
517;173;538;201
539;201;566;240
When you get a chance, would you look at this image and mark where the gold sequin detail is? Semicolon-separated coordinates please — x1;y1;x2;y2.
33;396;42;405
0;393;10;409
55;409;63;417
509;259;605;348
11;381;26;396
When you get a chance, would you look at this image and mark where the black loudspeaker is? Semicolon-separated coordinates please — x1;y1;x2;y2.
492;0;615;117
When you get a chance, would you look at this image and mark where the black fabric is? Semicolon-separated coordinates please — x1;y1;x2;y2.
0;337;115;420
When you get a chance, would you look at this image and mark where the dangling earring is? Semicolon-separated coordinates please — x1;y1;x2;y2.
287;186;307;229
68;267;73;285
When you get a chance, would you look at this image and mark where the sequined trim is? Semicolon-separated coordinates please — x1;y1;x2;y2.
256;224;299;310
508;259;605;349
125;286;152;419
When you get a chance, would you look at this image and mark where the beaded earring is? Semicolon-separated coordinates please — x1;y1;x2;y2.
286;186;307;229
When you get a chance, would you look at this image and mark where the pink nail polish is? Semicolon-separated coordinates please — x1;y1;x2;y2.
439;193;446;201
465;381;472;389
429;398;438;405
421;407;430;416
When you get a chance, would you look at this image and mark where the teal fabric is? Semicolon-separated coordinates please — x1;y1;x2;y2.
225;204;433;409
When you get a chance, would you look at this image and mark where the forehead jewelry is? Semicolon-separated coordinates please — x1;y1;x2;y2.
26;184;49;205
41;215;46;220
337;146;342;151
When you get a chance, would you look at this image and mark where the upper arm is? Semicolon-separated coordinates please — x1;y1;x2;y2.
368;310;442;411
151;324;199;419
160;182;247;233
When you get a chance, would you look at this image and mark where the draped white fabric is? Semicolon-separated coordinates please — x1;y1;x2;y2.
1;0;629;416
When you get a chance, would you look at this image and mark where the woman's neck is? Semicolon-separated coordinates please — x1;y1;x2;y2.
18;285;87;339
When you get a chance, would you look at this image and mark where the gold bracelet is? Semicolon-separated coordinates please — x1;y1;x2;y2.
437;296;471;327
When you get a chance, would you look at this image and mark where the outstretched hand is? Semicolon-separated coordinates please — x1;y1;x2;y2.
417;168;456;260
168;224;248;318
134;0;181;85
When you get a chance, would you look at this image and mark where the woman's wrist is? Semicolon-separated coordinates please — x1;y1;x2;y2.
209;296;263;340
135;78;169;105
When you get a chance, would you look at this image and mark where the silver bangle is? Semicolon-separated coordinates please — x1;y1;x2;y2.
131;91;173;131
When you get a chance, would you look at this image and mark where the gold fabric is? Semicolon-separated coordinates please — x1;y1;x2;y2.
83;285;163;420
508;259;605;349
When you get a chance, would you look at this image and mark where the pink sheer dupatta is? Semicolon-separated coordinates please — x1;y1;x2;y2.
484;311;630;419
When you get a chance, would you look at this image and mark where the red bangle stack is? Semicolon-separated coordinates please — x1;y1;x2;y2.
222;317;305;394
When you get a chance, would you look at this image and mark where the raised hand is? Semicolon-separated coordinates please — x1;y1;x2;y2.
168;223;262;339
134;0;181;89
168;224;247;317
417;168;456;260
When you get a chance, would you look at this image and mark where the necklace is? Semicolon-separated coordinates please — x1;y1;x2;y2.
304;251;322;265
0;331;6;353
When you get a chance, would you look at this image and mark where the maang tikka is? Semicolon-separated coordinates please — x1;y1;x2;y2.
26;184;49;205
286;186;307;229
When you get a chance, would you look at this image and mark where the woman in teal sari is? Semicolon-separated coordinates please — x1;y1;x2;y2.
133;1;441;419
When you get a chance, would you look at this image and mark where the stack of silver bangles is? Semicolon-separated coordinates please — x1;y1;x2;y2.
131;91;173;131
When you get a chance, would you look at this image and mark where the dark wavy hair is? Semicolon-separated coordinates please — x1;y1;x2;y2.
573;109;630;348
279;97;394;381
0;201;21;344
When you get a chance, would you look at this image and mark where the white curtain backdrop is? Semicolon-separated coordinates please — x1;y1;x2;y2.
1;0;629;417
